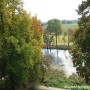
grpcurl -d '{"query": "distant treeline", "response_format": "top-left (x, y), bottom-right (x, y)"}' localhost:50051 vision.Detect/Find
top-left (42, 20), bottom-right (78, 26)
top-left (61, 20), bottom-right (78, 24)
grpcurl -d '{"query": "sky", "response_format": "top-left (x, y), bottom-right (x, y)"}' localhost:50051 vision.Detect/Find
top-left (23, 0), bottom-right (83, 22)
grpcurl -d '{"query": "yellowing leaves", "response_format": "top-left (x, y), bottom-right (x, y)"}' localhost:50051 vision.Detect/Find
top-left (31, 16), bottom-right (43, 41)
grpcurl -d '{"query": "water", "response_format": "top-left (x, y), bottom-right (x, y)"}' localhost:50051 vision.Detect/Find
top-left (42, 49), bottom-right (76, 76)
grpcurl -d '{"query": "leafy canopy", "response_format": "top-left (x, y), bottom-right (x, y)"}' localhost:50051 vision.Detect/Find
top-left (71, 0), bottom-right (90, 84)
top-left (0, 0), bottom-right (44, 89)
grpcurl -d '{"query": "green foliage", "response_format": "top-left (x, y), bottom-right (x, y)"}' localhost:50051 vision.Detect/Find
top-left (71, 0), bottom-right (90, 84)
top-left (27, 16), bottom-right (44, 89)
top-left (47, 19), bottom-right (62, 35)
top-left (41, 68), bottom-right (86, 89)
top-left (44, 19), bottom-right (62, 48)
top-left (0, 0), bottom-right (44, 90)
top-left (43, 30), bottom-right (54, 49)
top-left (43, 20), bottom-right (76, 49)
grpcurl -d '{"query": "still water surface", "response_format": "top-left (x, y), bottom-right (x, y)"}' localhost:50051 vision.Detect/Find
top-left (42, 49), bottom-right (76, 76)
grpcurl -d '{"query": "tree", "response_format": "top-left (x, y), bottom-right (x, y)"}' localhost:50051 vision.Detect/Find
top-left (62, 31), bottom-right (67, 45)
top-left (47, 19), bottom-right (62, 48)
top-left (43, 29), bottom-right (54, 49)
top-left (0, 0), bottom-right (33, 88)
top-left (71, 0), bottom-right (90, 83)
top-left (67, 28), bottom-right (73, 46)
top-left (28, 16), bottom-right (44, 89)
top-left (0, 0), bottom-right (44, 89)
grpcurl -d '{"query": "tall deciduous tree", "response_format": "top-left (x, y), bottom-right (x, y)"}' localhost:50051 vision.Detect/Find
top-left (71, 0), bottom-right (90, 83)
top-left (0, 0), bottom-right (43, 89)
top-left (0, 0), bottom-right (33, 89)
top-left (43, 29), bottom-right (54, 49)
top-left (47, 19), bottom-right (62, 48)
top-left (28, 16), bottom-right (43, 89)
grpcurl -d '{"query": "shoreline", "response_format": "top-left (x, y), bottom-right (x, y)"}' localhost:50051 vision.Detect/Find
top-left (43, 45), bottom-right (72, 50)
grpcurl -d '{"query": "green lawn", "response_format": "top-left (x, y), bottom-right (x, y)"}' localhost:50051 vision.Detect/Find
top-left (52, 35), bottom-right (72, 46)
top-left (62, 23), bottom-right (78, 31)
top-left (62, 23), bottom-right (78, 27)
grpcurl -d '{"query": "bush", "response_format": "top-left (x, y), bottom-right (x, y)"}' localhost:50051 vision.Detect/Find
top-left (41, 68), bottom-right (87, 89)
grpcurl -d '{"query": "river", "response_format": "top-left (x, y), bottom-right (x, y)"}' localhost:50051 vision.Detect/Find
top-left (42, 49), bottom-right (76, 77)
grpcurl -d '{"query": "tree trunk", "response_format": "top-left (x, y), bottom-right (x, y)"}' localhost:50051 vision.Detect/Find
top-left (68, 36), bottom-right (69, 47)
top-left (46, 43), bottom-right (48, 50)
top-left (64, 37), bottom-right (65, 46)
top-left (56, 35), bottom-right (57, 49)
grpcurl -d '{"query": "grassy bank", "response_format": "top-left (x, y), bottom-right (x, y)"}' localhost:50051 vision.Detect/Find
top-left (41, 68), bottom-right (89, 90)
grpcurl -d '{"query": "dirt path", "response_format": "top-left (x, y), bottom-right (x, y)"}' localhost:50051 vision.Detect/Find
top-left (38, 85), bottom-right (70, 90)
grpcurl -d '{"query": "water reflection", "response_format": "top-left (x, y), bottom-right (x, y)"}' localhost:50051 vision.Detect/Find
top-left (42, 49), bottom-right (76, 76)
